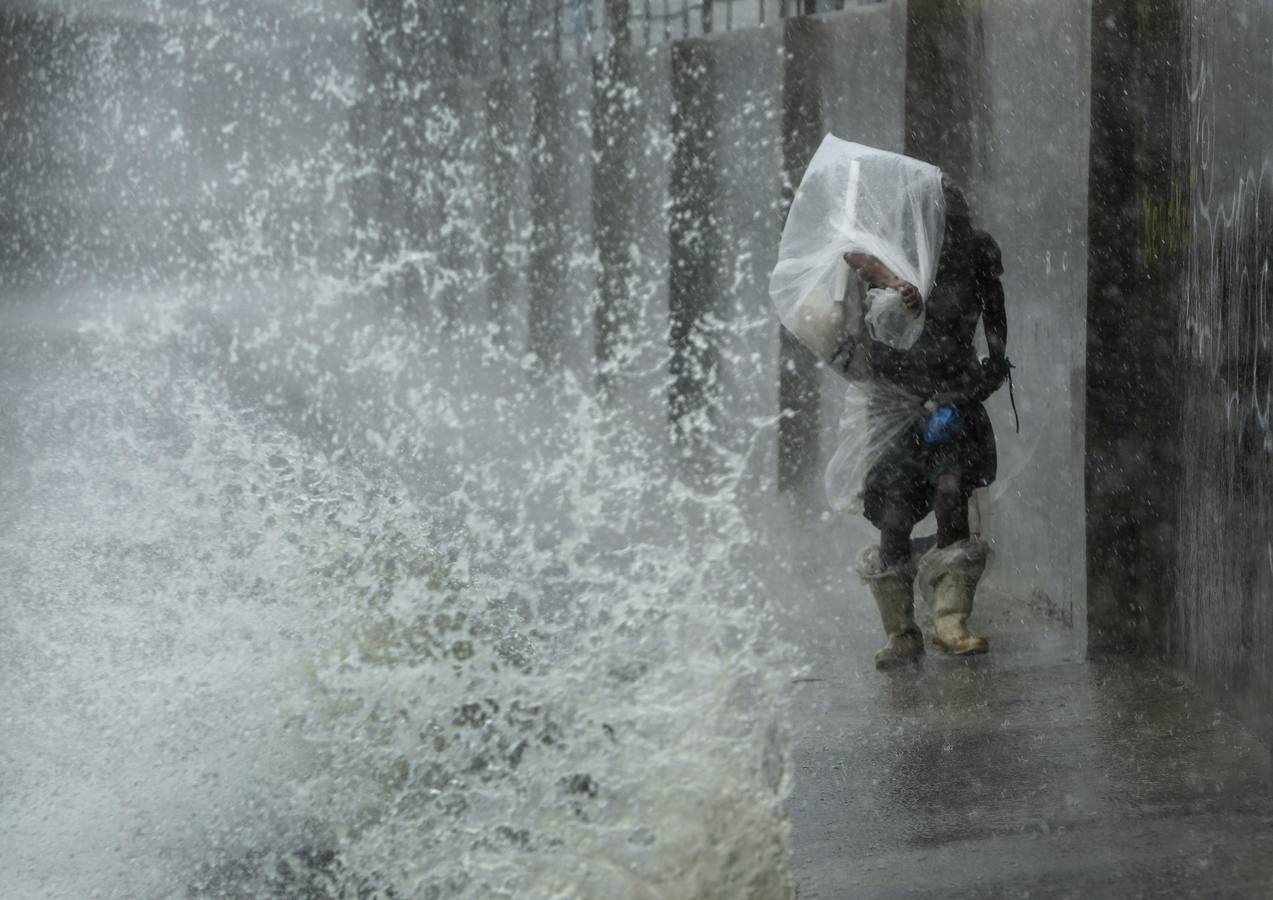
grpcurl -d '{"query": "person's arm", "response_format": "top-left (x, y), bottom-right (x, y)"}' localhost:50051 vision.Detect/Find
top-left (976, 234), bottom-right (1011, 395)
top-left (843, 251), bottom-right (923, 317)
top-left (977, 235), bottom-right (1007, 358)
top-left (982, 276), bottom-right (1007, 362)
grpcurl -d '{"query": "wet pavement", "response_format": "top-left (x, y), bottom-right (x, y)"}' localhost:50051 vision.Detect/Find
top-left (779, 526), bottom-right (1273, 899)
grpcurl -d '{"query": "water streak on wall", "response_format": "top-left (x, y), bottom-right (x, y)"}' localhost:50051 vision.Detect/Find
top-left (1173, 0), bottom-right (1273, 743)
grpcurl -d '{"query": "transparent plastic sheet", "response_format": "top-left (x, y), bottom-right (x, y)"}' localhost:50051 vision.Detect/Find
top-left (769, 135), bottom-right (945, 364)
top-left (824, 380), bottom-right (926, 514)
top-left (825, 383), bottom-right (997, 538)
top-left (825, 384), bottom-right (1034, 530)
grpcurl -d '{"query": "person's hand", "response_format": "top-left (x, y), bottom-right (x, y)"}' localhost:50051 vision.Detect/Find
top-left (841, 252), bottom-right (922, 317)
top-left (880, 276), bottom-right (922, 317)
top-left (894, 281), bottom-right (922, 318)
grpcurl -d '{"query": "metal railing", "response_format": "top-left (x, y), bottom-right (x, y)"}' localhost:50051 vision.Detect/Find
top-left (629, 0), bottom-right (886, 46)
top-left (635, 0), bottom-right (859, 45)
top-left (488, 0), bottom-right (888, 67)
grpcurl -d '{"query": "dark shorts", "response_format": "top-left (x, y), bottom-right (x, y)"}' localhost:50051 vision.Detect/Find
top-left (862, 401), bottom-right (997, 532)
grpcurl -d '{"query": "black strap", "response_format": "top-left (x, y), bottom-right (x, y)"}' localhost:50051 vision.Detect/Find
top-left (1007, 363), bottom-right (1020, 434)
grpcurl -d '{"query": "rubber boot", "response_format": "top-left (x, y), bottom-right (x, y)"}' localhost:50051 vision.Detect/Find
top-left (917, 538), bottom-right (990, 656)
top-left (855, 546), bottom-right (924, 670)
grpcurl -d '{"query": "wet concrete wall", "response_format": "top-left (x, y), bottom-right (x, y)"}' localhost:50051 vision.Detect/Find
top-left (972, 1), bottom-right (1091, 628)
top-left (1085, 0), bottom-right (1273, 743)
top-left (1170, 2), bottom-right (1273, 741)
top-left (898, 0), bottom-right (1091, 626)
top-left (1085, 0), bottom-right (1186, 655)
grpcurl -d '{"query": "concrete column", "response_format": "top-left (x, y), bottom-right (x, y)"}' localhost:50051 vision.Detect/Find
top-left (1085, 0), bottom-right (1187, 654)
top-left (592, 0), bottom-right (639, 398)
top-left (777, 14), bottom-right (828, 495)
top-left (668, 37), bottom-right (721, 448)
top-left (483, 73), bottom-right (518, 345)
top-left (903, 0), bottom-right (988, 189)
top-left (528, 62), bottom-right (572, 368)
top-left (422, 4), bottom-right (475, 322)
top-left (0, 14), bottom-right (40, 284)
top-left (358, 0), bottom-right (409, 300)
top-left (483, 7), bottom-right (518, 345)
top-left (350, 13), bottom-right (386, 281)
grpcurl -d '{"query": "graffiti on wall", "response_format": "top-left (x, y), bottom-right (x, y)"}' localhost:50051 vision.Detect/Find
top-left (1170, 1), bottom-right (1273, 708)
top-left (1180, 10), bottom-right (1273, 451)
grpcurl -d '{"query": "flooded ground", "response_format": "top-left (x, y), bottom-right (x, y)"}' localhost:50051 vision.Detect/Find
top-left (778, 545), bottom-right (1273, 898)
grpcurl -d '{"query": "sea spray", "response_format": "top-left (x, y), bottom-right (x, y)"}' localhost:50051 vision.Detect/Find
top-left (0, 285), bottom-right (795, 898)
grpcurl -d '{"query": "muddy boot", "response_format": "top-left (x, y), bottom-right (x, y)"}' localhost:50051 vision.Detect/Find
top-left (855, 546), bottom-right (924, 670)
top-left (918, 538), bottom-right (990, 656)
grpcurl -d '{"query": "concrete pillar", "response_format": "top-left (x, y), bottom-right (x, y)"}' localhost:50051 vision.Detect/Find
top-left (357, 1), bottom-right (409, 299)
top-left (528, 62), bottom-right (572, 368)
top-left (903, 0), bottom-right (988, 189)
top-left (483, 73), bottom-right (518, 345)
top-left (668, 37), bottom-right (721, 449)
top-left (592, 0), bottom-right (639, 398)
top-left (0, 14), bottom-right (39, 284)
top-left (422, 4), bottom-right (475, 323)
top-left (777, 14), bottom-right (828, 495)
top-left (350, 12), bottom-right (387, 281)
top-left (483, 7), bottom-right (518, 345)
top-left (1085, 0), bottom-right (1187, 654)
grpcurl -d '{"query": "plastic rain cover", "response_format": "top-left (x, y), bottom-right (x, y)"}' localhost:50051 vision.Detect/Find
top-left (767, 136), bottom-right (947, 513)
top-left (769, 135), bottom-right (945, 366)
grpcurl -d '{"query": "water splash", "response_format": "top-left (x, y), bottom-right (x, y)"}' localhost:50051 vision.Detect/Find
top-left (0, 3), bottom-right (800, 894)
top-left (0, 281), bottom-right (794, 899)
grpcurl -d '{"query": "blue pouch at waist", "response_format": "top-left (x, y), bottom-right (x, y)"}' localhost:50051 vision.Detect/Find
top-left (923, 405), bottom-right (962, 445)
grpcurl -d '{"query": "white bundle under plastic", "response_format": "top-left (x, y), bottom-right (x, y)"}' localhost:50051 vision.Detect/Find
top-left (769, 136), bottom-right (946, 368)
